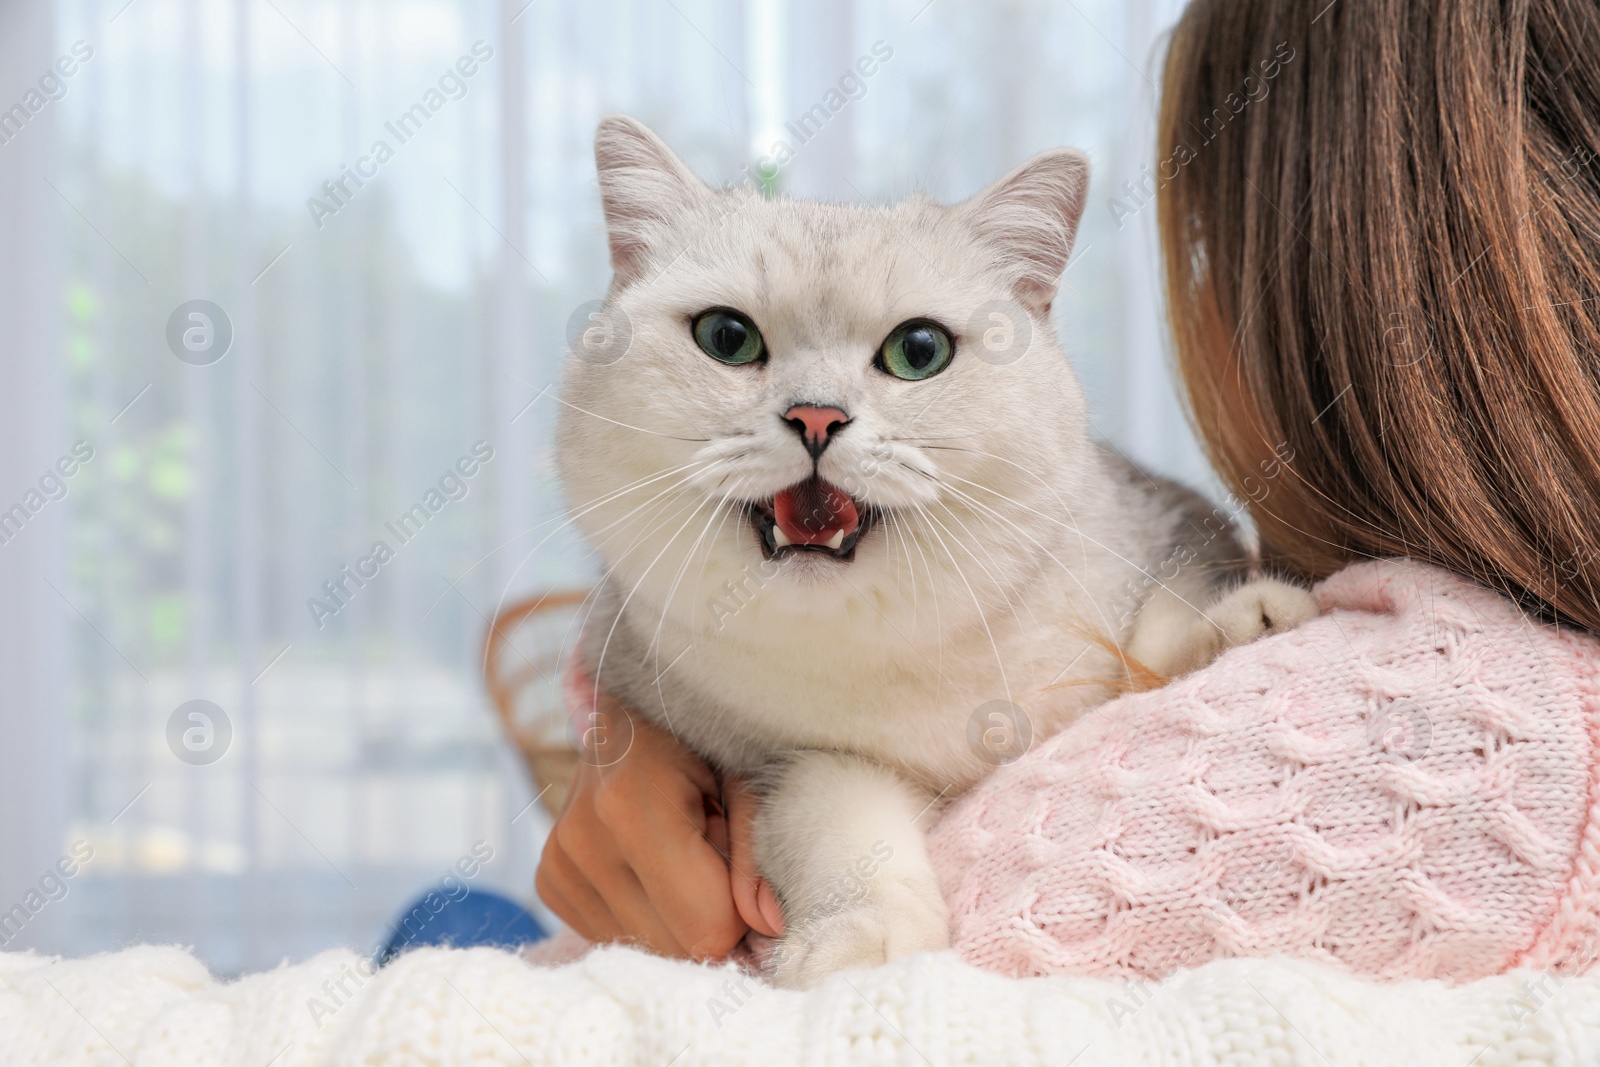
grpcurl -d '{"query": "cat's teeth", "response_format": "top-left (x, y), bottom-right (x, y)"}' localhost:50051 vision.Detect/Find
top-left (825, 530), bottom-right (845, 551)
top-left (772, 526), bottom-right (793, 548)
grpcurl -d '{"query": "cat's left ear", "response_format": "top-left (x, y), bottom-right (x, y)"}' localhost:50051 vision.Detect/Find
top-left (594, 115), bottom-right (715, 286)
top-left (962, 148), bottom-right (1090, 314)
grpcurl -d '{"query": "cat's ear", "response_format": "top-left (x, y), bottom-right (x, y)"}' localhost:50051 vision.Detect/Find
top-left (594, 115), bottom-right (713, 285)
top-left (962, 148), bottom-right (1090, 314)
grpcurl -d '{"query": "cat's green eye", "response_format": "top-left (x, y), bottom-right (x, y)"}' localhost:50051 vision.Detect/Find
top-left (692, 308), bottom-right (765, 365)
top-left (878, 319), bottom-right (954, 381)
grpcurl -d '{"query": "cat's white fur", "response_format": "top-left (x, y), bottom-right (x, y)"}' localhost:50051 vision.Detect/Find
top-left (557, 116), bottom-right (1318, 987)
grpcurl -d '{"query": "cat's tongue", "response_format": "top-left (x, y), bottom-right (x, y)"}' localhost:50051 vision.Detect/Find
top-left (773, 477), bottom-right (859, 548)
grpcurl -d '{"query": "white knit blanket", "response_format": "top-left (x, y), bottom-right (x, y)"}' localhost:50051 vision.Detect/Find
top-left (2, 944), bottom-right (1596, 1066)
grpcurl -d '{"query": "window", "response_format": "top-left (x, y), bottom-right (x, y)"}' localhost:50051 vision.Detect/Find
top-left (0, 0), bottom-right (1196, 974)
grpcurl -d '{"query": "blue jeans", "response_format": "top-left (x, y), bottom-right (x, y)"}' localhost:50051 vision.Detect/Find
top-left (377, 886), bottom-right (549, 966)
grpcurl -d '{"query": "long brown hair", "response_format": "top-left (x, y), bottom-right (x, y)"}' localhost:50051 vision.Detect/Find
top-left (1158, 0), bottom-right (1600, 630)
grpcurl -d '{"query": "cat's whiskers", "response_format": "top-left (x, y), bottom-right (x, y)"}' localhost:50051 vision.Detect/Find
top-left (936, 479), bottom-right (1129, 658)
top-left (647, 496), bottom-right (743, 675)
top-left (690, 496), bottom-right (749, 627)
top-left (569, 463), bottom-right (715, 541)
top-left (938, 467), bottom-right (1223, 633)
top-left (590, 496), bottom-right (726, 722)
top-left (562, 486), bottom-right (711, 689)
top-left (640, 502), bottom-right (739, 726)
top-left (934, 470), bottom-right (1152, 643)
top-left (670, 498), bottom-right (753, 685)
top-left (688, 450), bottom-right (756, 492)
top-left (894, 434), bottom-right (999, 445)
top-left (924, 446), bottom-right (1207, 629)
top-left (893, 511), bottom-right (948, 681)
top-left (551, 392), bottom-right (713, 443)
top-left (567, 481), bottom-right (712, 622)
top-left (556, 474), bottom-right (734, 705)
top-left (907, 498), bottom-right (1013, 704)
top-left (465, 459), bottom-right (713, 625)
top-left (647, 503), bottom-right (723, 660)
top-left (473, 474), bottom-right (708, 699)
top-left (684, 430), bottom-right (767, 488)
top-left (878, 508), bottom-right (946, 681)
top-left (536, 478), bottom-right (710, 613)
top-left (568, 493), bottom-right (694, 639)
top-left (925, 494), bottom-right (1046, 635)
top-left (580, 483), bottom-right (703, 576)
top-left (895, 459), bottom-right (940, 484)
top-left (914, 444), bottom-right (1087, 531)
top-left (639, 525), bottom-right (742, 717)
top-left (885, 507), bottom-right (919, 621)
top-left (594, 484), bottom-right (735, 668)
top-left (900, 440), bottom-right (1112, 617)
top-left (917, 493), bottom-right (1037, 638)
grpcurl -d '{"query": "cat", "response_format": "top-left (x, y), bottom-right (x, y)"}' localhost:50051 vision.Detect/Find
top-left (556, 115), bottom-right (1318, 988)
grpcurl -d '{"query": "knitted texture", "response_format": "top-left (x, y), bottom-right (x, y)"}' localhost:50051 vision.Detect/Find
top-left (5, 942), bottom-right (1600, 1066)
top-left (928, 559), bottom-right (1600, 982)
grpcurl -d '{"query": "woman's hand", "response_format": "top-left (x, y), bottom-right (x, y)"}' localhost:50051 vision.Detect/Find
top-left (727, 775), bottom-right (785, 939)
top-left (536, 691), bottom-right (777, 958)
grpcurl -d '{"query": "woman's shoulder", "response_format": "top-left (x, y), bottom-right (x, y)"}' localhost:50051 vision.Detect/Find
top-left (930, 556), bottom-right (1600, 984)
top-left (1220, 556), bottom-right (1600, 721)
top-left (1318, 557), bottom-right (1598, 644)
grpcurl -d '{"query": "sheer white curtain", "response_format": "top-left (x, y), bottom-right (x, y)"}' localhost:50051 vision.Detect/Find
top-left (0, 0), bottom-right (1196, 974)
top-left (0, 0), bottom-right (71, 943)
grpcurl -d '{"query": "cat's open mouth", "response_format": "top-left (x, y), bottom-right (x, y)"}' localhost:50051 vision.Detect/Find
top-left (748, 476), bottom-right (875, 561)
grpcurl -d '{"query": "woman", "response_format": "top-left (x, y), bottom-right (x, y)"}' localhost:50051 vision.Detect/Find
top-left (535, 0), bottom-right (1600, 975)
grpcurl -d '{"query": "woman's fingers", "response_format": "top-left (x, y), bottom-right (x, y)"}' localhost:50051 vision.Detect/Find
top-left (598, 749), bottom-right (747, 958)
top-left (535, 695), bottom-right (753, 960)
top-left (586, 861), bottom-right (692, 957)
top-left (726, 775), bottom-right (784, 938)
top-left (536, 829), bottom-right (624, 942)
top-left (547, 781), bottom-right (695, 956)
top-left (703, 806), bottom-right (730, 860)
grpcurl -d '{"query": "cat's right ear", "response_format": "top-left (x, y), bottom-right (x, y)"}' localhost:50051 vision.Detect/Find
top-left (594, 116), bottom-right (713, 286)
top-left (962, 148), bottom-right (1090, 315)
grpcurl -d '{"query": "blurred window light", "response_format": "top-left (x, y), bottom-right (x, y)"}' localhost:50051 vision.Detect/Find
top-left (0, 0), bottom-right (1195, 975)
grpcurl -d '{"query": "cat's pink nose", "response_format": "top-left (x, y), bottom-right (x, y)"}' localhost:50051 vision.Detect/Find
top-left (783, 404), bottom-right (851, 459)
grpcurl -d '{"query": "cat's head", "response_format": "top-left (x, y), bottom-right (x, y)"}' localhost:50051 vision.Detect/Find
top-left (558, 116), bottom-right (1095, 634)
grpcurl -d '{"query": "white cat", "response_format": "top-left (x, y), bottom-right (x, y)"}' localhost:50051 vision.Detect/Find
top-left (556, 116), bottom-right (1317, 988)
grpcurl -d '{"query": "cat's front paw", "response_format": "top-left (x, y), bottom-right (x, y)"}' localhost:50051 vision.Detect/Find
top-left (1145, 576), bottom-right (1320, 677)
top-left (770, 884), bottom-right (949, 990)
top-left (1207, 576), bottom-right (1320, 648)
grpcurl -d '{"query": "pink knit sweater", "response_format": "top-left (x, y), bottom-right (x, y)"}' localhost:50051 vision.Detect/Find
top-left (927, 559), bottom-right (1600, 982)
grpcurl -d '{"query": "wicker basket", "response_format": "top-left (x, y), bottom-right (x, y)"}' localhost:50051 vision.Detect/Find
top-left (483, 589), bottom-right (589, 817)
